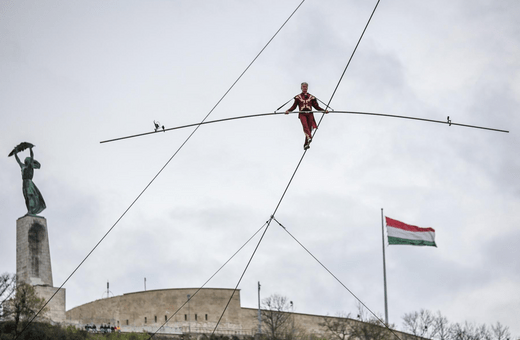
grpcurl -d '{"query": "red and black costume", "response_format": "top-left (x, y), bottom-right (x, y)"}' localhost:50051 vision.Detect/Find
top-left (287, 92), bottom-right (326, 146)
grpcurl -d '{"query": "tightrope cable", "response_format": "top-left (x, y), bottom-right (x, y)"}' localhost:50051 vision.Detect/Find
top-left (220, 6), bottom-right (383, 331)
top-left (275, 0), bottom-right (400, 335)
top-left (262, 0), bottom-right (397, 337)
top-left (272, 0), bottom-right (382, 220)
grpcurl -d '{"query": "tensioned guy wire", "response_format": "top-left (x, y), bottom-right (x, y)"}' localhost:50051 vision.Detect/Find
top-left (277, 0), bottom-right (404, 335)
top-left (0, 274), bottom-right (15, 298)
top-left (261, 0), bottom-right (404, 337)
top-left (272, 217), bottom-right (404, 340)
top-left (269, 0), bottom-right (408, 337)
top-left (0, 290), bottom-right (15, 307)
top-left (210, 218), bottom-right (274, 335)
top-left (147, 221), bottom-right (270, 339)
top-left (272, 0), bottom-right (382, 215)
top-left (16, 1), bottom-right (307, 338)
top-left (210, 0), bottom-right (386, 337)
top-left (318, 0), bottom-right (381, 125)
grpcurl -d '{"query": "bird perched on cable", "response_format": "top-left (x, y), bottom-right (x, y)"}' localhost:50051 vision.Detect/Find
top-left (154, 121), bottom-right (160, 132)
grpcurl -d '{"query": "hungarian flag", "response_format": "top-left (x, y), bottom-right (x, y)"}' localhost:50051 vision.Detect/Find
top-left (385, 217), bottom-right (437, 247)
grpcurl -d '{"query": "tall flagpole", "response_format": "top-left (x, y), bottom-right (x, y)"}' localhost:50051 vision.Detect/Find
top-left (381, 208), bottom-right (389, 325)
top-left (258, 281), bottom-right (262, 335)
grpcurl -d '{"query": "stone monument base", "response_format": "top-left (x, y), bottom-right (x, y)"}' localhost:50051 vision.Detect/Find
top-left (17, 215), bottom-right (53, 286)
top-left (34, 285), bottom-right (66, 323)
top-left (16, 215), bottom-right (66, 323)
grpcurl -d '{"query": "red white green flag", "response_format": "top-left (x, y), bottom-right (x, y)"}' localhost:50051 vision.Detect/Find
top-left (385, 217), bottom-right (437, 247)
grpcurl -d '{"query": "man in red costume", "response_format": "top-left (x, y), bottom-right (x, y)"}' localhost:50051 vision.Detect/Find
top-left (285, 82), bottom-right (328, 149)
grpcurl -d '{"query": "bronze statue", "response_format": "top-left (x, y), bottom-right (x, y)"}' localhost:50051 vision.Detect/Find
top-left (9, 142), bottom-right (46, 215)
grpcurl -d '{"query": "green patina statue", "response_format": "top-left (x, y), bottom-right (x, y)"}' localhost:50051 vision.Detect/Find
top-left (9, 142), bottom-right (46, 216)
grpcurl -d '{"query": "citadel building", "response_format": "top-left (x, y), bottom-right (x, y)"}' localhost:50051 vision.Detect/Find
top-left (66, 287), bottom-right (317, 336)
top-left (64, 287), bottom-right (414, 339)
top-left (16, 215), bottom-right (415, 339)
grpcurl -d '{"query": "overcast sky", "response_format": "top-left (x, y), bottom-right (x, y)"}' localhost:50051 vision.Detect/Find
top-left (1, 0), bottom-right (519, 336)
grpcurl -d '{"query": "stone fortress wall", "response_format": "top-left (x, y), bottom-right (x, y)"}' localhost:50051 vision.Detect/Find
top-left (65, 288), bottom-right (415, 339)
top-left (66, 288), bottom-right (249, 335)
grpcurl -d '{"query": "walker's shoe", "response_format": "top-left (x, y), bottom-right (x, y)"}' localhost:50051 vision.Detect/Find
top-left (304, 142), bottom-right (310, 150)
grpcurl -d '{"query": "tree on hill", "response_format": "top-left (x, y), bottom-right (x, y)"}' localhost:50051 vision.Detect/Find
top-left (0, 273), bottom-right (16, 321)
top-left (350, 303), bottom-right (396, 340)
top-left (321, 304), bottom-right (397, 340)
top-left (402, 309), bottom-right (438, 339)
top-left (320, 312), bottom-right (353, 340)
top-left (490, 322), bottom-right (511, 340)
top-left (260, 294), bottom-right (297, 340)
top-left (401, 309), bottom-right (511, 340)
top-left (432, 311), bottom-right (450, 340)
top-left (2, 281), bottom-right (48, 338)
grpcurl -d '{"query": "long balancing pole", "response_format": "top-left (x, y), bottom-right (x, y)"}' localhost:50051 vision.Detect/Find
top-left (381, 208), bottom-right (389, 325)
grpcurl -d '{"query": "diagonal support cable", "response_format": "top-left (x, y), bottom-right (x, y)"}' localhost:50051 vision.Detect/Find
top-left (315, 0), bottom-right (382, 134)
top-left (152, 2), bottom-right (384, 337)
top-left (16, 3), bottom-right (307, 338)
top-left (272, 0), bottom-right (382, 217)
top-left (263, 0), bottom-right (389, 336)
top-left (211, 217), bottom-right (274, 335)
top-left (147, 220), bottom-right (270, 339)
top-left (272, 218), bottom-right (403, 340)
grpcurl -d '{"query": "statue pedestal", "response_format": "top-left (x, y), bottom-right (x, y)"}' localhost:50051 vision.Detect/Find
top-left (34, 285), bottom-right (66, 323)
top-left (16, 215), bottom-right (66, 323)
top-left (17, 216), bottom-right (53, 286)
